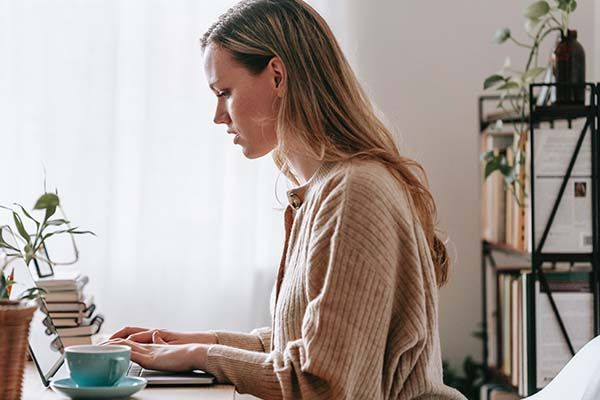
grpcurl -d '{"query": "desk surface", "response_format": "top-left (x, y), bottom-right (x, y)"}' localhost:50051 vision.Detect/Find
top-left (22, 362), bottom-right (236, 400)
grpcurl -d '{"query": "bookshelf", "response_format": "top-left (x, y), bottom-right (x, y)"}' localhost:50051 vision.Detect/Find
top-left (479, 83), bottom-right (600, 398)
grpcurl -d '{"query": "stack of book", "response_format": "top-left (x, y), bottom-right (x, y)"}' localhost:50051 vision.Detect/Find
top-left (36, 272), bottom-right (104, 347)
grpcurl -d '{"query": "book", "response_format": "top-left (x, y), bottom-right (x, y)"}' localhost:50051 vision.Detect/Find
top-left (52, 318), bottom-right (80, 328)
top-left (52, 312), bottom-right (100, 327)
top-left (533, 128), bottom-right (592, 253)
top-left (45, 295), bottom-right (94, 313)
top-left (61, 335), bottom-right (93, 347)
top-left (43, 290), bottom-right (83, 303)
top-left (49, 306), bottom-right (93, 322)
top-left (36, 274), bottom-right (89, 292)
top-left (481, 131), bottom-right (513, 243)
top-left (56, 315), bottom-right (104, 337)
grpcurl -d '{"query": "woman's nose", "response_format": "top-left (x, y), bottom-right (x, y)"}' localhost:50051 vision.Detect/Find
top-left (213, 104), bottom-right (231, 125)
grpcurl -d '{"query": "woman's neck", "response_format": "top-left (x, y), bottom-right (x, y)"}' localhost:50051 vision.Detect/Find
top-left (287, 152), bottom-right (322, 185)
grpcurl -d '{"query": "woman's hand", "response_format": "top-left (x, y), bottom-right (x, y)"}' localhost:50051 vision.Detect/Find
top-left (103, 338), bottom-right (210, 372)
top-left (108, 326), bottom-right (218, 345)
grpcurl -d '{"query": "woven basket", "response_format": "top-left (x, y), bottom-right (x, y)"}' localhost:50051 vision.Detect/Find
top-left (0, 300), bottom-right (37, 400)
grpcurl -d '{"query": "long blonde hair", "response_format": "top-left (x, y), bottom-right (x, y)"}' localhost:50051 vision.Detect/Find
top-left (201, 0), bottom-right (449, 286)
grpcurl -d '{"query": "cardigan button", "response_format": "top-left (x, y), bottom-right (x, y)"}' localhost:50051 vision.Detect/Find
top-left (288, 192), bottom-right (302, 209)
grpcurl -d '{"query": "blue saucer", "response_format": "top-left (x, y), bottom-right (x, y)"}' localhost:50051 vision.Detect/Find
top-left (50, 376), bottom-right (147, 399)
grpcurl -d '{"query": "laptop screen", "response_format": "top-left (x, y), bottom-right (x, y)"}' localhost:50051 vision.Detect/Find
top-left (10, 262), bottom-right (65, 385)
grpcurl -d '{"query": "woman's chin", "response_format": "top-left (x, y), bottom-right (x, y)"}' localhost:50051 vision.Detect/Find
top-left (240, 144), bottom-right (273, 160)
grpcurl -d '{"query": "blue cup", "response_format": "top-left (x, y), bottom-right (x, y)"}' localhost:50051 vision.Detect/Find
top-left (65, 345), bottom-right (131, 387)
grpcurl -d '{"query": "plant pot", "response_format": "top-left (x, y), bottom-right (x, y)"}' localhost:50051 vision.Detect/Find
top-left (0, 300), bottom-right (37, 400)
top-left (552, 29), bottom-right (586, 104)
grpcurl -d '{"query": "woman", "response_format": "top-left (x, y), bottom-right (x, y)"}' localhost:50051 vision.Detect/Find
top-left (107, 1), bottom-right (465, 399)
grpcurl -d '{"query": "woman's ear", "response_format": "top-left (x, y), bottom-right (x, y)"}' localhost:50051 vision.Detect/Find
top-left (269, 57), bottom-right (286, 97)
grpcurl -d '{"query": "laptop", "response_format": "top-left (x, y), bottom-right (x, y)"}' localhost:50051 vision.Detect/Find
top-left (11, 263), bottom-right (215, 386)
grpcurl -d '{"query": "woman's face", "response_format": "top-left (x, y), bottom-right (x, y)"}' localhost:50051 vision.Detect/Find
top-left (203, 44), bottom-right (283, 159)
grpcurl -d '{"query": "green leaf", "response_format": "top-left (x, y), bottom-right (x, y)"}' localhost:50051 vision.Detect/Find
top-left (14, 203), bottom-right (40, 230)
top-left (523, 66), bottom-right (547, 81)
top-left (19, 287), bottom-right (46, 301)
top-left (481, 151), bottom-right (495, 162)
top-left (484, 154), bottom-right (512, 179)
top-left (46, 219), bottom-right (70, 226)
top-left (68, 229), bottom-right (96, 236)
top-left (557, 0), bottom-right (576, 13)
top-left (12, 212), bottom-right (31, 245)
top-left (44, 205), bottom-right (57, 221)
top-left (525, 1), bottom-right (550, 19)
top-left (33, 193), bottom-right (60, 210)
top-left (493, 28), bottom-right (511, 44)
top-left (484, 158), bottom-right (501, 179)
top-left (0, 227), bottom-right (18, 252)
top-left (496, 81), bottom-right (520, 91)
top-left (24, 244), bottom-right (34, 266)
top-left (0, 273), bottom-right (7, 299)
top-left (483, 74), bottom-right (505, 90)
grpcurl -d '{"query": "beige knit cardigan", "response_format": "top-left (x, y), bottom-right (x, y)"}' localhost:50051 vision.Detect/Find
top-left (205, 160), bottom-right (466, 400)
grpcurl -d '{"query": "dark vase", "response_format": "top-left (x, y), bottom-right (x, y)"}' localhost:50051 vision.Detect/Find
top-left (552, 29), bottom-right (586, 104)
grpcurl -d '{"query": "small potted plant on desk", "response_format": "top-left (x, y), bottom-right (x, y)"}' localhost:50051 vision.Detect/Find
top-left (0, 191), bottom-right (94, 400)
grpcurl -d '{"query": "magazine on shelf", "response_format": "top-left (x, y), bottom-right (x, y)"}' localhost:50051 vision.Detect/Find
top-left (532, 272), bottom-right (594, 388)
top-left (533, 128), bottom-right (592, 253)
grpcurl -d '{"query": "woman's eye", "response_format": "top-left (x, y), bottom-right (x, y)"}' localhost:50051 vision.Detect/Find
top-left (216, 91), bottom-right (229, 98)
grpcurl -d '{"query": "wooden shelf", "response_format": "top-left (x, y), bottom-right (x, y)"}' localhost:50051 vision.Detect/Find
top-left (482, 240), bottom-right (530, 259)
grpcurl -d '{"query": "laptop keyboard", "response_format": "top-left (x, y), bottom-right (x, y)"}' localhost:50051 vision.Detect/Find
top-left (127, 363), bottom-right (143, 377)
top-left (127, 362), bottom-right (213, 379)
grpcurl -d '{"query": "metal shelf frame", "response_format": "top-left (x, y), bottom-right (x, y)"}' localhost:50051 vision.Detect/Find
top-left (479, 83), bottom-right (600, 397)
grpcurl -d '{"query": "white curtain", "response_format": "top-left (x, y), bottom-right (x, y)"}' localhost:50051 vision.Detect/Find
top-left (0, 0), bottom-right (302, 334)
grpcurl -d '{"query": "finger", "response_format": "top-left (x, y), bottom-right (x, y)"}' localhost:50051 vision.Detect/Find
top-left (105, 338), bottom-right (151, 354)
top-left (152, 331), bottom-right (167, 344)
top-left (109, 326), bottom-right (148, 340)
top-left (101, 338), bottom-right (123, 346)
top-left (127, 330), bottom-right (156, 343)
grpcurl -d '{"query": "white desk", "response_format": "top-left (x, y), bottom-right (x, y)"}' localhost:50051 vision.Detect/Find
top-left (22, 362), bottom-right (236, 400)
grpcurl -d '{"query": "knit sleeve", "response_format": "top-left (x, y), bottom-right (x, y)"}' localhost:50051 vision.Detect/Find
top-left (209, 326), bottom-right (272, 353)
top-left (204, 244), bottom-right (395, 399)
top-left (204, 169), bottom-right (429, 399)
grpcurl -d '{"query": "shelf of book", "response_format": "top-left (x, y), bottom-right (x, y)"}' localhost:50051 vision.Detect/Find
top-left (479, 83), bottom-right (600, 398)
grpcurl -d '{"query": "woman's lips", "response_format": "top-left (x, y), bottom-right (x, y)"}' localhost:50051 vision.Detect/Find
top-left (228, 131), bottom-right (240, 144)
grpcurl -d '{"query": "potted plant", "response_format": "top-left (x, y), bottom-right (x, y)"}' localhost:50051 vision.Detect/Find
top-left (0, 191), bottom-right (94, 400)
top-left (482, 0), bottom-right (578, 214)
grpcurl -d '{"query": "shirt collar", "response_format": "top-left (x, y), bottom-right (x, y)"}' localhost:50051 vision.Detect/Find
top-left (286, 162), bottom-right (336, 210)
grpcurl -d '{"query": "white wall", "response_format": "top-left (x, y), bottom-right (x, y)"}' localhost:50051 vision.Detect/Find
top-left (325, 0), bottom-right (596, 369)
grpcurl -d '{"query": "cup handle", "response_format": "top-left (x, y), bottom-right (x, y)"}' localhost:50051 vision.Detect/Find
top-left (109, 356), bottom-right (128, 384)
